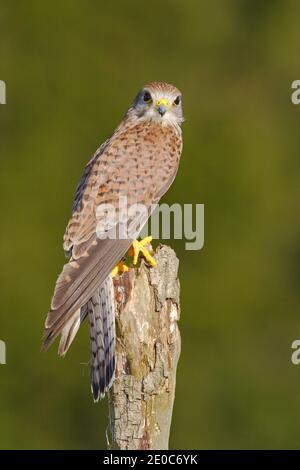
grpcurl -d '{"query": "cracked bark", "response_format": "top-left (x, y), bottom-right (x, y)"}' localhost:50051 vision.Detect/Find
top-left (108, 244), bottom-right (181, 450)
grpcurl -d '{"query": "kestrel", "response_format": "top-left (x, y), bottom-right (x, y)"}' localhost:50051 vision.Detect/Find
top-left (42, 81), bottom-right (184, 401)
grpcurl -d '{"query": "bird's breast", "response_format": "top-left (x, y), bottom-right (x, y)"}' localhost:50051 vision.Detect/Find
top-left (95, 121), bottom-right (182, 206)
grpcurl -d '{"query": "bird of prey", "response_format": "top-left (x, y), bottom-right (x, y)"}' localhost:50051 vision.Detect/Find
top-left (42, 81), bottom-right (184, 401)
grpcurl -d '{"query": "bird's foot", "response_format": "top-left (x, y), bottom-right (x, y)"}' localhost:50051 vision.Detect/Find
top-left (112, 236), bottom-right (156, 277)
top-left (129, 236), bottom-right (156, 267)
top-left (111, 261), bottom-right (129, 278)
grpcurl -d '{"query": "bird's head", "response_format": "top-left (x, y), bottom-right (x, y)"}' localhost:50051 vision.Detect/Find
top-left (129, 82), bottom-right (184, 126)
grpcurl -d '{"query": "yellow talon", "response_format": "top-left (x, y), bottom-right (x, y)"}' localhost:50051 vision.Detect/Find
top-left (111, 262), bottom-right (129, 278)
top-left (112, 236), bottom-right (156, 277)
top-left (129, 236), bottom-right (156, 267)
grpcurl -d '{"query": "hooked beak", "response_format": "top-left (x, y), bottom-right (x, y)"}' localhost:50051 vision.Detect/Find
top-left (155, 98), bottom-right (169, 117)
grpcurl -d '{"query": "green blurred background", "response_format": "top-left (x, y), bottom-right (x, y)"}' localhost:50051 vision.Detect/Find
top-left (1, 0), bottom-right (300, 449)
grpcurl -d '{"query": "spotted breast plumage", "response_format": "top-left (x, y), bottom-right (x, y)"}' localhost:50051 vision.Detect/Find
top-left (42, 81), bottom-right (184, 401)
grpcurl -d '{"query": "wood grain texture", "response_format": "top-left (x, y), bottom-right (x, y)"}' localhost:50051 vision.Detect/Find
top-left (108, 244), bottom-right (181, 450)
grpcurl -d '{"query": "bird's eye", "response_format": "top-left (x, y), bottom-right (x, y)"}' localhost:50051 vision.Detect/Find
top-left (143, 91), bottom-right (152, 103)
top-left (173, 96), bottom-right (181, 106)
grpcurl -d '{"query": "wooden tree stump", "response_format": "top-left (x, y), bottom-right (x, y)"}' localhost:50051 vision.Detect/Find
top-left (108, 244), bottom-right (181, 450)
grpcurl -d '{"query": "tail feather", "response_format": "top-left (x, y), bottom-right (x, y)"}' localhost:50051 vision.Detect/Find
top-left (42, 274), bottom-right (116, 402)
top-left (88, 275), bottom-right (115, 401)
top-left (57, 304), bottom-right (88, 356)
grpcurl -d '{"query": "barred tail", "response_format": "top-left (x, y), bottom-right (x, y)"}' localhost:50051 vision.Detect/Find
top-left (88, 275), bottom-right (116, 402)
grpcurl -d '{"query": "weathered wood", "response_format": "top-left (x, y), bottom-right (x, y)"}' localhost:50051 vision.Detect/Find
top-left (108, 244), bottom-right (181, 450)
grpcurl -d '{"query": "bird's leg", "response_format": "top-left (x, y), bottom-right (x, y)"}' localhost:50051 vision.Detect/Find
top-left (128, 236), bottom-right (156, 267)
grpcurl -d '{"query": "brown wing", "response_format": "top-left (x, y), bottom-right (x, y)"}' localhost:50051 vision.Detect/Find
top-left (43, 120), bottom-right (182, 350)
top-left (43, 141), bottom-right (131, 348)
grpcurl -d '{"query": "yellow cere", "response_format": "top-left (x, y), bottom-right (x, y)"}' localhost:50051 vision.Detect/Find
top-left (156, 98), bottom-right (169, 108)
